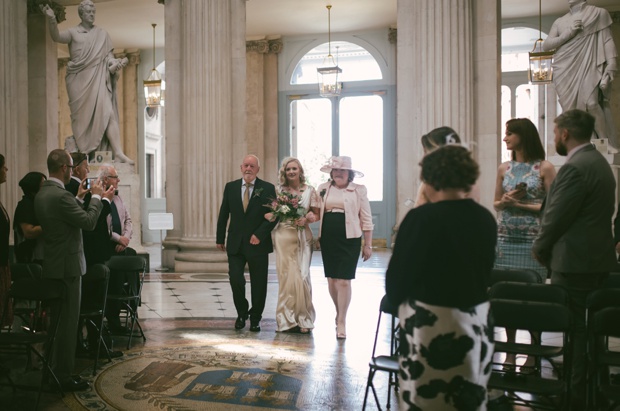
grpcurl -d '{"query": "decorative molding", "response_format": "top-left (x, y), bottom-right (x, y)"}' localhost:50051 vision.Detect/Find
top-left (28, 0), bottom-right (66, 23)
top-left (125, 50), bottom-right (142, 66)
top-left (612, 12), bottom-right (620, 24)
top-left (388, 28), bottom-right (397, 45)
top-left (246, 40), bottom-right (270, 54)
top-left (269, 39), bottom-right (283, 54)
top-left (246, 39), bottom-right (283, 54)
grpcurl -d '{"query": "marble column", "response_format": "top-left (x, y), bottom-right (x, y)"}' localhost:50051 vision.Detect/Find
top-left (28, 9), bottom-right (59, 171)
top-left (396, 0), bottom-right (499, 225)
top-left (246, 38), bottom-right (282, 182)
top-left (0, 0), bottom-right (28, 215)
top-left (164, 0), bottom-right (247, 273)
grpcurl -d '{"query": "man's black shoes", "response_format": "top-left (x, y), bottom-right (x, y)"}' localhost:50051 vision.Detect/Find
top-left (234, 316), bottom-right (247, 330)
top-left (249, 320), bottom-right (261, 332)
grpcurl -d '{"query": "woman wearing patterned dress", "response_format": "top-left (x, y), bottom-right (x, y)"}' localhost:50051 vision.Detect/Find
top-left (387, 145), bottom-right (497, 410)
top-left (268, 157), bottom-right (320, 333)
top-left (493, 118), bottom-right (556, 370)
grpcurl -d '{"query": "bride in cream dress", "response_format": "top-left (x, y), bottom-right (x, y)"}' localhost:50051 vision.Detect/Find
top-left (267, 157), bottom-right (320, 333)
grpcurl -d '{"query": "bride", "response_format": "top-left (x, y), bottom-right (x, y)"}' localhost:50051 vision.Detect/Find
top-left (267, 157), bottom-right (320, 333)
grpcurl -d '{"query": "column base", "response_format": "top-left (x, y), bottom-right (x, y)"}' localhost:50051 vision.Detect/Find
top-left (172, 240), bottom-right (230, 276)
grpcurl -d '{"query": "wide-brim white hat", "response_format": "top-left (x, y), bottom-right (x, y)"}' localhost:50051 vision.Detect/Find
top-left (319, 156), bottom-right (364, 178)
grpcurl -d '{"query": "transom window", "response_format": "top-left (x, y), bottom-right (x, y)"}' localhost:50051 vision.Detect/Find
top-left (291, 41), bottom-right (382, 85)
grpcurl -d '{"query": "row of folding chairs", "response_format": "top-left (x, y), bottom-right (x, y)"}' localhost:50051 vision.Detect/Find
top-left (0, 256), bottom-right (146, 410)
top-left (489, 270), bottom-right (620, 411)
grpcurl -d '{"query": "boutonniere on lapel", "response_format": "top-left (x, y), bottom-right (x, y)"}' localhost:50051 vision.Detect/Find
top-left (253, 187), bottom-right (264, 198)
top-left (319, 189), bottom-right (326, 199)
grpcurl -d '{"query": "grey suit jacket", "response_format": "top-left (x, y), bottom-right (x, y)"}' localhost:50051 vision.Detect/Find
top-left (34, 180), bottom-right (103, 279)
top-left (533, 145), bottom-right (617, 273)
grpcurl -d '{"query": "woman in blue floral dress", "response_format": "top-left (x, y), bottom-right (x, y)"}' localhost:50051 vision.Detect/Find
top-left (493, 118), bottom-right (556, 369)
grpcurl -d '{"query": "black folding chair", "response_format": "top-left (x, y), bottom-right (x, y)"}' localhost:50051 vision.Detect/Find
top-left (585, 288), bottom-right (620, 410)
top-left (0, 278), bottom-right (65, 410)
top-left (489, 268), bottom-right (543, 287)
top-left (8, 263), bottom-right (43, 331)
top-left (488, 283), bottom-right (572, 410)
top-left (80, 264), bottom-right (112, 375)
top-left (362, 295), bottom-right (399, 411)
top-left (587, 307), bottom-right (620, 411)
top-left (105, 256), bottom-right (147, 349)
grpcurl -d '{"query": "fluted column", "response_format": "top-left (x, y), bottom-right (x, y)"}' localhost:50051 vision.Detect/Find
top-left (0, 0), bottom-right (28, 216)
top-left (246, 38), bottom-right (282, 181)
top-left (164, 0), bottom-right (246, 273)
top-left (396, 0), bottom-right (499, 224)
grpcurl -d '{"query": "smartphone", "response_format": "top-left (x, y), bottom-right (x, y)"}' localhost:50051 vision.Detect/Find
top-left (85, 178), bottom-right (97, 189)
top-left (516, 182), bottom-right (527, 191)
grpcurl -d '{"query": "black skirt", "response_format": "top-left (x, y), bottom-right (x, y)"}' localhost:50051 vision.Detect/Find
top-left (320, 213), bottom-right (361, 279)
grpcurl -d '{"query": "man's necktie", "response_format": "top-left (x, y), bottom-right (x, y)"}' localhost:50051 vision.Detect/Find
top-left (110, 201), bottom-right (122, 235)
top-left (243, 183), bottom-right (253, 212)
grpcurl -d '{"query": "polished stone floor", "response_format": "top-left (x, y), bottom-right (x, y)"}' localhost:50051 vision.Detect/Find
top-left (1, 245), bottom-right (618, 410)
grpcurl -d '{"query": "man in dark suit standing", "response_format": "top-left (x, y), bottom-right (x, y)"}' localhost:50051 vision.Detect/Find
top-left (35, 149), bottom-right (114, 391)
top-left (217, 154), bottom-right (277, 332)
top-left (533, 109), bottom-right (617, 410)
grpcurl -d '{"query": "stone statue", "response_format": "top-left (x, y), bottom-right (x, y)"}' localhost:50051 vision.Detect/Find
top-left (41, 0), bottom-right (134, 164)
top-left (543, 0), bottom-right (618, 148)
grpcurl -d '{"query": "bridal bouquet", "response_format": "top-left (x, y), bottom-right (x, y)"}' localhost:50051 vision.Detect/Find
top-left (266, 191), bottom-right (307, 230)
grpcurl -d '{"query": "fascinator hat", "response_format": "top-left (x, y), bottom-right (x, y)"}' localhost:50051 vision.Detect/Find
top-left (320, 156), bottom-right (364, 178)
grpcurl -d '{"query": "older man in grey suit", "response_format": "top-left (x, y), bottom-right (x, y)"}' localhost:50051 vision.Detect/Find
top-left (533, 109), bottom-right (617, 409)
top-left (35, 149), bottom-right (113, 391)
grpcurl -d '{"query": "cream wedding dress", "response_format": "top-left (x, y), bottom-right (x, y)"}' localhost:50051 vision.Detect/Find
top-left (273, 186), bottom-right (319, 332)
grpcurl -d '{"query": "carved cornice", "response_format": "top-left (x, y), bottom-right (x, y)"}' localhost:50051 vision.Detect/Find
top-left (388, 28), bottom-right (397, 45)
top-left (28, 0), bottom-right (66, 23)
top-left (246, 39), bottom-right (283, 54)
top-left (612, 12), bottom-right (620, 24)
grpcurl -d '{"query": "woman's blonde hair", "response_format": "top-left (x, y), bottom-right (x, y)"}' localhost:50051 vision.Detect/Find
top-left (278, 157), bottom-right (306, 187)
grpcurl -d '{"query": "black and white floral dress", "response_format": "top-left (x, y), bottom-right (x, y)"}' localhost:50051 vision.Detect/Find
top-left (398, 300), bottom-right (494, 410)
top-left (385, 199), bottom-right (497, 411)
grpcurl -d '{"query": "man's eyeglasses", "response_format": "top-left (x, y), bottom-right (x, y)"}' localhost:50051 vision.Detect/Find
top-left (63, 164), bottom-right (75, 169)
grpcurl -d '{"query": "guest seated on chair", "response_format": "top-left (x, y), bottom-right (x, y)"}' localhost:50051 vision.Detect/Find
top-left (83, 164), bottom-right (135, 335)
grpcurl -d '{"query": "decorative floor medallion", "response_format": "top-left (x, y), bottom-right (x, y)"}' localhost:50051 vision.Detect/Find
top-left (68, 342), bottom-right (308, 410)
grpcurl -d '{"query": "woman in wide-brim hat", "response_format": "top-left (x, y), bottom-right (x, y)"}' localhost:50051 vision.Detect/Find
top-left (317, 156), bottom-right (373, 339)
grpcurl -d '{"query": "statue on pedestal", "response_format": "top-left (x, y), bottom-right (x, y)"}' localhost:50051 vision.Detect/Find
top-left (543, 0), bottom-right (618, 148)
top-left (41, 0), bottom-right (134, 164)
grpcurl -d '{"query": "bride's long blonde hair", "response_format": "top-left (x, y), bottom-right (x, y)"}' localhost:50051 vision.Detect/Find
top-left (278, 157), bottom-right (306, 187)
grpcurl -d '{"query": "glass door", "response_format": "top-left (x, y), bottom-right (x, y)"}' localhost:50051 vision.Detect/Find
top-left (289, 92), bottom-right (388, 246)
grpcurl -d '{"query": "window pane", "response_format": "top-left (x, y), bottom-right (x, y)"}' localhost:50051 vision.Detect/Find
top-left (291, 41), bottom-right (382, 85)
top-left (290, 98), bottom-right (332, 189)
top-left (500, 85), bottom-right (512, 163)
top-left (515, 84), bottom-right (539, 121)
top-left (339, 95), bottom-right (383, 201)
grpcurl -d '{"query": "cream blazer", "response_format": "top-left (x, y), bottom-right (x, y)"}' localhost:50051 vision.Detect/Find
top-left (318, 181), bottom-right (374, 239)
